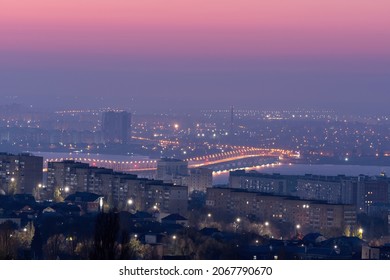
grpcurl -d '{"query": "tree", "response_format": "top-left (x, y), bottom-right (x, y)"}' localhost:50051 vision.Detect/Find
top-left (43, 234), bottom-right (66, 259)
top-left (74, 239), bottom-right (94, 259)
top-left (53, 187), bottom-right (64, 202)
top-left (0, 221), bottom-right (19, 259)
top-left (15, 221), bottom-right (35, 249)
top-left (195, 238), bottom-right (239, 260)
top-left (90, 211), bottom-right (119, 260)
top-left (31, 226), bottom-right (43, 259)
top-left (121, 237), bottom-right (151, 260)
top-left (344, 225), bottom-right (351, 237)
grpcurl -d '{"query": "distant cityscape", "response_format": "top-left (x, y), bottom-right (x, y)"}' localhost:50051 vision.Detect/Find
top-left (1, 104), bottom-right (390, 260)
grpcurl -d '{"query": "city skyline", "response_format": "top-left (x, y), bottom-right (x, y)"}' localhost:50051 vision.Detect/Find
top-left (1, 1), bottom-right (390, 113)
top-left (2, 1), bottom-right (390, 262)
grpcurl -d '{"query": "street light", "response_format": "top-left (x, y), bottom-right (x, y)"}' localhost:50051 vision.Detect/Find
top-left (295, 224), bottom-right (301, 237)
top-left (265, 221), bottom-right (269, 227)
top-left (233, 218), bottom-right (241, 233)
top-left (358, 228), bottom-right (364, 239)
top-left (127, 199), bottom-right (133, 205)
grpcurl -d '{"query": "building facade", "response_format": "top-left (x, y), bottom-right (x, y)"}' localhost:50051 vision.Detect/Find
top-left (206, 187), bottom-right (357, 235)
top-left (102, 111), bottom-right (131, 144)
top-left (0, 153), bottom-right (43, 195)
top-left (229, 170), bottom-right (390, 214)
top-left (156, 158), bottom-right (188, 183)
top-left (47, 160), bottom-right (188, 215)
top-left (188, 168), bottom-right (213, 193)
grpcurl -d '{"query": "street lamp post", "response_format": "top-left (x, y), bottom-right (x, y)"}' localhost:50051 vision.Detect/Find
top-left (234, 218), bottom-right (241, 233)
top-left (127, 199), bottom-right (134, 213)
top-left (295, 224), bottom-right (301, 237)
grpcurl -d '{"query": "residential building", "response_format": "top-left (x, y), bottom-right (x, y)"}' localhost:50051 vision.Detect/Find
top-left (102, 111), bottom-right (131, 144)
top-left (0, 153), bottom-right (43, 195)
top-left (188, 168), bottom-right (213, 193)
top-left (156, 158), bottom-right (188, 183)
top-left (46, 160), bottom-right (188, 215)
top-left (206, 187), bottom-right (356, 234)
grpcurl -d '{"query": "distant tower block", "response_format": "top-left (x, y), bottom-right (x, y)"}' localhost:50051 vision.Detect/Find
top-left (102, 111), bottom-right (132, 144)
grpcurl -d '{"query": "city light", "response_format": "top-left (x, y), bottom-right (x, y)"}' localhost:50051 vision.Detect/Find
top-left (1, 0), bottom-right (390, 263)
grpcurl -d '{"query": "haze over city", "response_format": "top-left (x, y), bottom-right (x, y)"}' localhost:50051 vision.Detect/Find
top-left (1, 0), bottom-right (390, 113)
top-left (1, 1), bottom-right (390, 261)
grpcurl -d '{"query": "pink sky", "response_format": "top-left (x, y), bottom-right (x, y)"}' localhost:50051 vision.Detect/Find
top-left (1, 0), bottom-right (390, 57)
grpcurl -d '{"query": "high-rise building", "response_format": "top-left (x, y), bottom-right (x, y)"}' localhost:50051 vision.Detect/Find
top-left (0, 153), bottom-right (43, 195)
top-left (206, 187), bottom-right (357, 235)
top-left (188, 168), bottom-right (213, 193)
top-left (156, 158), bottom-right (188, 183)
top-left (102, 111), bottom-right (131, 144)
top-left (47, 160), bottom-right (188, 215)
top-left (229, 170), bottom-right (390, 214)
top-left (47, 160), bottom-right (90, 198)
top-left (356, 175), bottom-right (390, 213)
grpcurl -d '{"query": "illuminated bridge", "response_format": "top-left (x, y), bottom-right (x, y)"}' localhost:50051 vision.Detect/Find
top-left (43, 147), bottom-right (299, 172)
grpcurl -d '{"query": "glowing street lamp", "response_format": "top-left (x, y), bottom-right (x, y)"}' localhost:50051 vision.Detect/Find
top-left (358, 228), bottom-right (364, 239)
top-left (233, 218), bottom-right (241, 233)
top-left (295, 224), bottom-right (301, 236)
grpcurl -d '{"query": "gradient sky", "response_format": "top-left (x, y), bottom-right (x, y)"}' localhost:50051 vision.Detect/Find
top-left (1, 0), bottom-right (390, 113)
